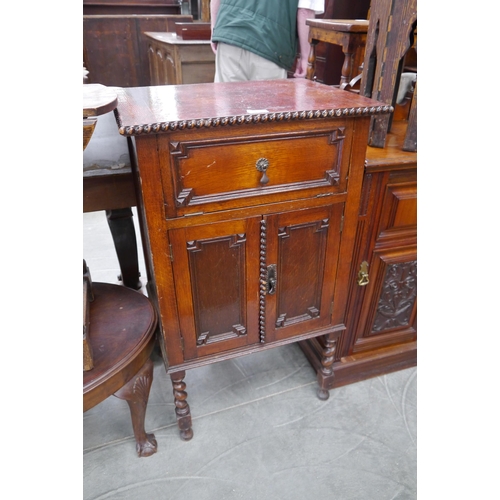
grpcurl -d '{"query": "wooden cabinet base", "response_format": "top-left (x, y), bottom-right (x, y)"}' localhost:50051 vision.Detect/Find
top-left (299, 337), bottom-right (416, 396)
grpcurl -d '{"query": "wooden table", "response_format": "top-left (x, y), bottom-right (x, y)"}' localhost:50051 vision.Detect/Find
top-left (306, 19), bottom-right (369, 87)
top-left (83, 282), bottom-right (158, 457)
top-left (83, 84), bottom-right (159, 457)
top-left (83, 84), bottom-right (141, 290)
top-left (145, 31), bottom-right (215, 85)
top-left (114, 79), bottom-right (392, 438)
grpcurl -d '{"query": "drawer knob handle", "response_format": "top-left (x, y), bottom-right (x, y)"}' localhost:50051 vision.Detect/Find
top-left (256, 157), bottom-right (270, 185)
top-left (357, 261), bottom-right (370, 286)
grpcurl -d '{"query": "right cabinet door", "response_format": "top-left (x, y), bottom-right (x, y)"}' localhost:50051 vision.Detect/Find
top-left (350, 171), bottom-right (417, 354)
top-left (351, 246), bottom-right (417, 353)
top-left (264, 203), bottom-right (345, 343)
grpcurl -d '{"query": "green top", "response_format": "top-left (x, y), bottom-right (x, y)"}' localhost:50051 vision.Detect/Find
top-left (212, 0), bottom-right (300, 70)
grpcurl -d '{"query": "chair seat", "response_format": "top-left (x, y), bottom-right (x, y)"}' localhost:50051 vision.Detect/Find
top-left (83, 282), bottom-right (157, 412)
top-left (83, 109), bottom-right (137, 213)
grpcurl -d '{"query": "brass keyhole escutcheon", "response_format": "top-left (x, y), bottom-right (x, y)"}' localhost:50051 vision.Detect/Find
top-left (267, 264), bottom-right (277, 295)
top-left (357, 261), bottom-right (370, 286)
top-left (256, 157), bottom-right (270, 185)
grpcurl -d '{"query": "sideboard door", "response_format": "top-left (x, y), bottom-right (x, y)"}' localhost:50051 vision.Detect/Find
top-left (264, 204), bottom-right (344, 343)
top-left (350, 173), bottom-right (417, 354)
top-left (351, 247), bottom-right (417, 353)
top-left (169, 217), bottom-right (261, 360)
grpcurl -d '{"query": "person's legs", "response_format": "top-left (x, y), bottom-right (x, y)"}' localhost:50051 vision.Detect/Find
top-left (215, 43), bottom-right (249, 82)
top-left (215, 43), bottom-right (287, 82)
top-left (247, 51), bottom-right (287, 81)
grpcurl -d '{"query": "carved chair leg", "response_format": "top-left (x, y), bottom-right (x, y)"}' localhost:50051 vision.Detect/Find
top-left (171, 371), bottom-right (193, 441)
top-left (114, 357), bottom-right (158, 457)
top-left (317, 334), bottom-right (337, 400)
top-left (306, 40), bottom-right (318, 81)
top-left (106, 208), bottom-right (141, 290)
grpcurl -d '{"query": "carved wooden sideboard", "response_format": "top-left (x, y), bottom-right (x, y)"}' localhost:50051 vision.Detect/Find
top-left (114, 79), bottom-right (392, 438)
top-left (298, 121), bottom-right (416, 392)
top-left (145, 31), bottom-right (215, 85)
top-left (299, 0), bottom-right (417, 398)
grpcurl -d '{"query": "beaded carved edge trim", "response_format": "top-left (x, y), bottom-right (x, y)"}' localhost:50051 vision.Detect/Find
top-left (116, 105), bottom-right (394, 136)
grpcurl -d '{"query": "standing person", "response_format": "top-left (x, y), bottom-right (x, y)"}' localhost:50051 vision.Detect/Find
top-left (210, 0), bottom-right (325, 82)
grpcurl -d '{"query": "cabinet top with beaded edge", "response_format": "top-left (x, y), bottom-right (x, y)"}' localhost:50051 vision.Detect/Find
top-left (114, 79), bottom-right (392, 136)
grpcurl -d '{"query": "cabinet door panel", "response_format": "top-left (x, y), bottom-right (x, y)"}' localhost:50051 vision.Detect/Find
top-left (265, 204), bottom-right (344, 342)
top-left (169, 217), bottom-right (260, 360)
top-left (351, 246), bottom-right (417, 354)
top-left (377, 180), bottom-right (417, 241)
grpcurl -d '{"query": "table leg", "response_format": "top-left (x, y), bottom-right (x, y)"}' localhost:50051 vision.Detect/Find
top-left (171, 371), bottom-right (194, 441)
top-left (306, 40), bottom-right (319, 81)
top-left (114, 358), bottom-right (158, 457)
top-left (106, 208), bottom-right (141, 289)
top-left (317, 334), bottom-right (337, 400)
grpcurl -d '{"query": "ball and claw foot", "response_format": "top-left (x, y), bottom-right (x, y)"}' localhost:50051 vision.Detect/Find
top-left (137, 433), bottom-right (158, 457)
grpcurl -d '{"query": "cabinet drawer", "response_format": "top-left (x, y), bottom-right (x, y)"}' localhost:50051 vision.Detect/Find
top-left (160, 126), bottom-right (351, 216)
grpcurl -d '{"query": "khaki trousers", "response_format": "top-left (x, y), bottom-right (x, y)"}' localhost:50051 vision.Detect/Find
top-left (214, 42), bottom-right (287, 82)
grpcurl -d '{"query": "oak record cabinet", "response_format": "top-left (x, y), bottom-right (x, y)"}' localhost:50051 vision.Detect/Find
top-left (114, 79), bottom-right (393, 439)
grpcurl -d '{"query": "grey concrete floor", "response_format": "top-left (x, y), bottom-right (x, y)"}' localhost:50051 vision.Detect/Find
top-left (83, 209), bottom-right (417, 500)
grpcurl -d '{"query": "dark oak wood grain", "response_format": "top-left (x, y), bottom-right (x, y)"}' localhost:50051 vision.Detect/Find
top-left (84, 14), bottom-right (193, 87)
top-left (83, 0), bottom-right (182, 16)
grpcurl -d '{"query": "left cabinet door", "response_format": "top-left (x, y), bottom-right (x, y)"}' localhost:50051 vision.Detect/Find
top-left (169, 217), bottom-right (262, 360)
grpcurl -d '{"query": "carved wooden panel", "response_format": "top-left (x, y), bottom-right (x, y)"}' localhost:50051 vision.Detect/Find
top-left (147, 35), bottom-right (215, 86)
top-left (372, 260), bottom-right (417, 333)
top-left (148, 44), bottom-right (177, 86)
top-left (351, 246), bottom-right (417, 354)
top-left (265, 204), bottom-right (344, 343)
top-left (169, 217), bottom-right (261, 359)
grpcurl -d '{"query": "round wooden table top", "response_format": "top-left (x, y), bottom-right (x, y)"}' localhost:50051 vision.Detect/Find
top-left (83, 283), bottom-right (157, 412)
top-left (83, 83), bottom-right (118, 118)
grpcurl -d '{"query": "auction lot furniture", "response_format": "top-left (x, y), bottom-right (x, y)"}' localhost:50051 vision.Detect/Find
top-left (83, 83), bottom-right (141, 289)
top-left (83, 276), bottom-right (158, 457)
top-left (114, 79), bottom-right (392, 438)
top-left (83, 14), bottom-right (193, 87)
top-left (300, 0), bottom-right (417, 396)
top-left (83, 85), bottom-right (158, 457)
top-left (145, 31), bottom-right (215, 85)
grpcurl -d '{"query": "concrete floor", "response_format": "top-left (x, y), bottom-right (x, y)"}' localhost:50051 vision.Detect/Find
top-left (83, 209), bottom-right (417, 500)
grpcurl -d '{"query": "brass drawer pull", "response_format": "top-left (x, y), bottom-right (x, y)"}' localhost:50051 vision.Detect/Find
top-left (256, 157), bottom-right (270, 185)
top-left (357, 261), bottom-right (370, 286)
